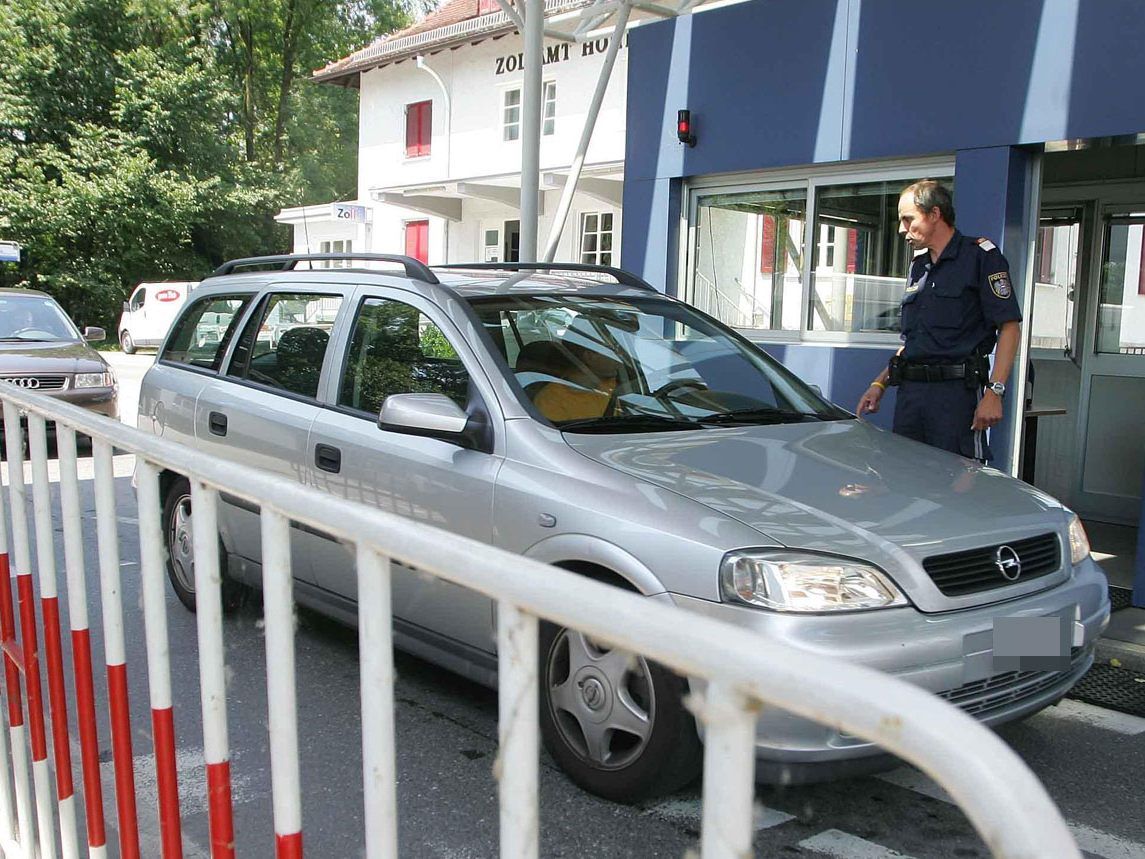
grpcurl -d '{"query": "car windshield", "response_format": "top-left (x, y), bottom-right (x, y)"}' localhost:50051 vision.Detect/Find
top-left (0, 296), bottom-right (81, 342)
top-left (467, 293), bottom-right (850, 432)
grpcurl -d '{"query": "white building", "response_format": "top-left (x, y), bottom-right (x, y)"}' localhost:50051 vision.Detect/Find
top-left (276, 0), bottom-right (630, 267)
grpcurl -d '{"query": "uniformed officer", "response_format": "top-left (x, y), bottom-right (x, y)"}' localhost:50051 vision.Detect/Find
top-left (856, 180), bottom-right (1022, 462)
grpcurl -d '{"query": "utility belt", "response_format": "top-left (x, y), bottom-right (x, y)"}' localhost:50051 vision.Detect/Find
top-left (887, 353), bottom-right (991, 389)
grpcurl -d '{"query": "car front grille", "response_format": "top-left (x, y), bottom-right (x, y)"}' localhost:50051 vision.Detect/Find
top-left (922, 532), bottom-right (1060, 596)
top-left (938, 645), bottom-right (1091, 718)
top-left (1, 375), bottom-right (68, 391)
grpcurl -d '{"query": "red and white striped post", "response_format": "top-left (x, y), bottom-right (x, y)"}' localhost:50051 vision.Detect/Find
top-left (57, 426), bottom-right (109, 859)
top-left (28, 415), bottom-right (81, 859)
top-left (190, 482), bottom-right (235, 858)
top-left (0, 409), bottom-right (31, 852)
top-left (135, 460), bottom-right (184, 859)
top-left (93, 439), bottom-right (141, 859)
top-left (3, 401), bottom-right (57, 858)
top-left (261, 510), bottom-right (302, 857)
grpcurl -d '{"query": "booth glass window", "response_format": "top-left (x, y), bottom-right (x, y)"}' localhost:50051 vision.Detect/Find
top-left (580, 212), bottom-right (614, 266)
top-left (808, 179), bottom-right (932, 333)
top-left (690, 187), bottom-right (807, 331)
top-left (503, 89), bottom-right (521, 141)
top-left (1031, 209), bottom-right (1081, 354)
top-left (1096, 214), bottom-right (1145, 355)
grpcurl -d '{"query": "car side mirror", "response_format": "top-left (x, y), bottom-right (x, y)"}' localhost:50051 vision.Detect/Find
top-left (379, 393), bottom-right (486, 449)
top-left (808, 384), bottom-right (823, 397)
top-left (84, 326), bottom-right (106, 343)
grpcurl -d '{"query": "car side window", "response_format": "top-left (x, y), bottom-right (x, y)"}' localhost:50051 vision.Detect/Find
top-left (130, 289), bottom-right (145, 310)
top-left (227, 292), bottom-right (343, 399)
top-left (338, 297), bottom-right (469, 415)
top-left (161, 294), bottom-right (253, 371)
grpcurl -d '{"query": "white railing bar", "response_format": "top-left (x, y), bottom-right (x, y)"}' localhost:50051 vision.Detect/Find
top-left (189, 483), bottom-right (235, 854)
top-left (2, 403), bottom-right (53, 859)
top-left (260, 509), bottom-right (303, 853)
top-left (496, 602), bottom-right (539, 859)
top-left (1, 387), bottom-right (1081, 858)
top-left (28, 416), bottom-right (78, 859)
top-left (357, 547), bottom-right (398, 859)
top-left (0, 424), bottom-right (18, 851)
top-left (697, 682), bottom-right (757, 859)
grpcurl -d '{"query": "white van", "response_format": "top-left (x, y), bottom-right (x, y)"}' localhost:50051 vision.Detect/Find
top-left (118, 281), bottom-right (197, 353)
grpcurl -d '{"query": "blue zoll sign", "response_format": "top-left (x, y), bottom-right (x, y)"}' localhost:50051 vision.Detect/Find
top-left (494, 35), bottom-right (628, 74)
top-left (0, 241), bottom-right (20, 263)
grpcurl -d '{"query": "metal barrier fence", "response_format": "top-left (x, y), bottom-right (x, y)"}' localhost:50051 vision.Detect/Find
top-left (0, 384), bottom-right (1080, 858)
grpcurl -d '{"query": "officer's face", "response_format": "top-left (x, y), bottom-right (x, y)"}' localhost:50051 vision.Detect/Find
top-left (897, 193), bottom-right (942, 250)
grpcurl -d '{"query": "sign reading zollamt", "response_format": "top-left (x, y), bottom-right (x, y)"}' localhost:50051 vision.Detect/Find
top-left (494, 34), bottom-right (628, 75)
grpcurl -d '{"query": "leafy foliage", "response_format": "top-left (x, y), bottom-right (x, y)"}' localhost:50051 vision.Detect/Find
top-left (0, 0), bottom-right (411, 330)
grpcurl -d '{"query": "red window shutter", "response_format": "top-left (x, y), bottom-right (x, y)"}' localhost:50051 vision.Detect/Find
top-left (760, 216), bottom-right (776, 275)
top-left (846, 230), bottom-right (858, 274)
top-left (405, 220), bottom-right (429, 264)
top-left (405, 101), bottom-right (432, 157)
top-left (478, 0), bottom-right (499, 13)
top-left (1040, 227), bottom-right (1054, 282)
top-left (1139, 231), bottom-right (1145, 296)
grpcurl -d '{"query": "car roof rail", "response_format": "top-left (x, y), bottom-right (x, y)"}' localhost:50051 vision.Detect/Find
top-left (434, 262), bottom-right (658, 292)
top-left (209, 253), bottom-right (440, 284)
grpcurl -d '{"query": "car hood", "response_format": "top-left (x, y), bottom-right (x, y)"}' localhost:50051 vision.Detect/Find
top-left (565, 419), bottom-right (1068, 610)
top-left (0, 340), bottom-right (106, 372)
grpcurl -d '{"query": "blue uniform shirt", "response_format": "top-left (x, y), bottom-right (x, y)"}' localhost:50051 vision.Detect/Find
top-left (899, 230), bottom-right (1022, 361)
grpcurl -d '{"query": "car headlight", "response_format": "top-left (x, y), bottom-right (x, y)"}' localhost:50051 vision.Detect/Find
top-left (719, 550), bottom-right (908, 612)
top-left (1067, 513), bottom-right (1091, 565)
top-left (74, 371), bottom-right (115, 388)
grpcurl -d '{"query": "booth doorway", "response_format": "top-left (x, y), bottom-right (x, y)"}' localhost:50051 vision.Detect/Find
top-left (1030, 146), bottom-right (1145, 530)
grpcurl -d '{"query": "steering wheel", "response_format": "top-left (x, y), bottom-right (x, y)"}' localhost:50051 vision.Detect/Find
top-left (650, 378), bottom-right (708, 400)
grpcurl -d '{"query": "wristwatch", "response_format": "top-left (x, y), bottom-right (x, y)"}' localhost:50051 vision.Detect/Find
top-left (985, 381), bottom-right (1006, 397)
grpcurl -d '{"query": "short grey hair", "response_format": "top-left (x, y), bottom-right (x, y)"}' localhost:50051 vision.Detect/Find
top-left (902, 179), bottom-right (955, 226)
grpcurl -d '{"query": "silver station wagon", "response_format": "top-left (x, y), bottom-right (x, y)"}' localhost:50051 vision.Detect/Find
top-left (138, 254), bottom-right (1111, 802)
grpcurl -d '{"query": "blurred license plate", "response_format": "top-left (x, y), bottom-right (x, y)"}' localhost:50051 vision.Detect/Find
top-left (992, 615), bottom-right (1070, 673)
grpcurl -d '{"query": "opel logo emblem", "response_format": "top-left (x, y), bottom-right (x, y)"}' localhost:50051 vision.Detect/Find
top-left (995, 545), bottom-right (1022, 581)
top-left (5, 377), bottom-right (40, 389)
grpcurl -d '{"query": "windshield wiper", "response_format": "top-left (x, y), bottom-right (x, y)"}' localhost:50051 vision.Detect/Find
top-left (557, 414), bottom-right (703, 433)
top-left (698, 407), bottom-right (826, 425)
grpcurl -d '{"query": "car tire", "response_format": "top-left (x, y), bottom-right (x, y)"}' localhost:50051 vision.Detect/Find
top-left (539, 621), bottom-right (702, 803)
top-left (120, 330), bottom-right (136, 354)
top-left (163, 477), bottom-right (246, 614)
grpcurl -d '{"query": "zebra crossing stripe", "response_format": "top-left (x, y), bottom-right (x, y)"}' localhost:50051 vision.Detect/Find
top-left (642, 797), bottom-right (795, 830)
top-left (798, 829), bottom-right (915, 858)
top-left (1035, 699), bottom-right (1145, 735)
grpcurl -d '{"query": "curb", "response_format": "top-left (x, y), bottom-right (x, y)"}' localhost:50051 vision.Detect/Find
top-left (1094, 637), bottom-right (1145, 675)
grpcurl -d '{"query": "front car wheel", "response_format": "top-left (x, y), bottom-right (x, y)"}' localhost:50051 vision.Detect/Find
top-left (539, 622), bottom-right (702, 802)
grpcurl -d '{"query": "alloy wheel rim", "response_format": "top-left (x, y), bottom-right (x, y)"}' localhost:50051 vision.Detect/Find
top-left (168, 494), bottom-right (195, 594)
top-left (546, 629), bottom-right (655, 770)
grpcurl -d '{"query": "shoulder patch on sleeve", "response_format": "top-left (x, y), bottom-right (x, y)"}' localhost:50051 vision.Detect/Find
top-left (976, 237), bottom-right (997, 252)
top-left (988, 270), bottom-right (1012, 298)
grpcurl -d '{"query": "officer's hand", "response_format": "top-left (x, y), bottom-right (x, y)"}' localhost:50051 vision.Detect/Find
top-left (972, 392), bottom-right (1004, 431)
top-left (857, 385), bottom-right (883, 417)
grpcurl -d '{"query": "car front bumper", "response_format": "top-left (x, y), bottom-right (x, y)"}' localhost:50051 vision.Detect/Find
top-left (673, 556), bottom-right (1110, 782)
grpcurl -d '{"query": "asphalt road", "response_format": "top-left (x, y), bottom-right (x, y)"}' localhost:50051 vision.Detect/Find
top-left (9, 352), bottom-right (1142, 857)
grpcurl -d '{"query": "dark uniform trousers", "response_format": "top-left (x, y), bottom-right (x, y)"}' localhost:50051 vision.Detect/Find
top-left (893, 379), bottom-right (988, 461)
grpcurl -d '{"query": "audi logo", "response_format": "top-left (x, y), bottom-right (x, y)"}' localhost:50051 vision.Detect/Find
top-left (3, 377), bottom-right (40, 389)
top-left (995, 545), bottom-right (1022, 581)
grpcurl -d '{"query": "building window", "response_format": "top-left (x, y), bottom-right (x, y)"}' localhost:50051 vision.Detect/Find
top-left (808, 178), bottom-right (941, 333)
top-left (689, 168), bottom-right (954, 336)
top-left (692, 187), bottom-right (807, 330)
top-left (580, 212), bottom-right (614, 266)
top-left (503, 89), bottom-right (521, 141)
top-left (405, 100), bottom-right (432, 158)
top-left (319, 239), bottom-right (353, 268)
top-left (543, 81), bottom-right (556, 136)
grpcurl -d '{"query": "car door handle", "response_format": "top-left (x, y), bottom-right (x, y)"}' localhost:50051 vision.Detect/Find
top-left (208, 411), bottom-right (228, 436)
top-left (315, 443), bottom-right (341, 474)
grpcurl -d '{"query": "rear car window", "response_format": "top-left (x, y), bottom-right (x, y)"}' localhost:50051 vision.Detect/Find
top-left (161, 294), bottom-right (253, 371)
top-left (227, 292), bottom-right (343, 399)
